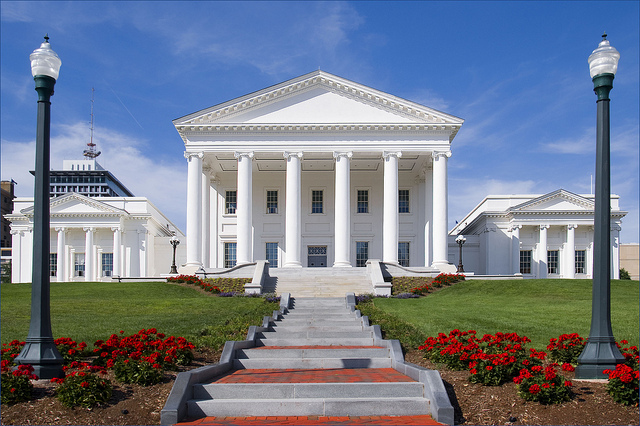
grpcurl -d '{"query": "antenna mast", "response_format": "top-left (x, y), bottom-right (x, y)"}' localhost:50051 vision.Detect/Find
top-left (83, 87), bottom-right (101, 159)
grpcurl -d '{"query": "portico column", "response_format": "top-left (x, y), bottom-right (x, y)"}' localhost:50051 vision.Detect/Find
top-left (510, 225), bottom-right (521, 274)
top-left (201, 166), bottom-right (211, 268)
top-left (112, 227), bottom-right (121, 277)
top-left (284, 152), bottom-right (303, 267)
top-left (333, 152), bottom-right (352, 267)
top-left (424, 166), bottom-right (433, 267)
top-left (11, 230), bottom-right (22, 283)
top-left (55, 227), bottom-right (65, 282)
top-left (566, 225), bottom-right (576, 279)
top-left (383, 152), bottom-right (401, 263)
top-left (611, 224), bottom-right (621, 279)
top-left (235, 152), bottom-right (253, 265)
top-left (83, 227), bottom-right (94, 282)
top-left (432, 151), bottom-right (451, 268)
top-left (184, 152), bottom-right (204, 268)
top-left (538, 225), bottom-right (549, 279)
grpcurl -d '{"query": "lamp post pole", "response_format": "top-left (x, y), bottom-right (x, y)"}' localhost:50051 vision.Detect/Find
top-left (14, 35), bottom-right (64, 379)
top-left (576, 34), bottom-right (625, 379)
top-left (456, 235), bottom-right (466, 273)
top-left (170, 236), bottom-right (180, 274)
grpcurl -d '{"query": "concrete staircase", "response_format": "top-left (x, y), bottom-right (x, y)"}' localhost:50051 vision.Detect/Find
top-left (265, 268), bottom-right (373, 297)
top-left (184, 297), bottom-right (438, 419)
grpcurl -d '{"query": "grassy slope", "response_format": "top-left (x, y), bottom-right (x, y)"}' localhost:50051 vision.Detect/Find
top-left (1, 282), bottom-right (276, 346)
top-left (372, 279), bottom-right (639, 349)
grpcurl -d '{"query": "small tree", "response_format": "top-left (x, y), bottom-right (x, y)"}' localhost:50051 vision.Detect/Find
top-left (1, 261), bottom-right (11, 283)
top-left (619, 268), bottom-right (631, 280)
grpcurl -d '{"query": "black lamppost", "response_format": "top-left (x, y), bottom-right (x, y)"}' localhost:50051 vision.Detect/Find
top-left (170, 235), bottom-right (180, 274)
top-left (575, 34), bottom-right (625, 379)
top-left (455, 235), bottom-right (466, 273)
top-left (14, 35), bottom-right (64, 379)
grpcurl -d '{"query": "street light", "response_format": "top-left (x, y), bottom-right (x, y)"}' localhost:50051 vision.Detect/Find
top-left (170, 235), bottom-right (180, 274)
top-left (455, 234), bottom-right (466, 273)
top-left (14, 35), bottom-right (64, 379)
top-left (575, 33), bottom-right (625, 379)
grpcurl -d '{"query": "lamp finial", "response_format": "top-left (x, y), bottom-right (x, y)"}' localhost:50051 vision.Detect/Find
top-left (602, 32), bottom-right (607, 40)
top-left (44, 33), bottom-right (49, 43)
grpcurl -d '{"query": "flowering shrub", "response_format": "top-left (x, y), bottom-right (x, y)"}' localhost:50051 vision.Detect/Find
top-left (410, 283), bottom-right (431, 296)
top-left (392, 273), bottom-right (464, 296)
top-left (603, 363), bottom-right (639, 405)
top-left (420, 329), bottom-right (482, 370)
top-left (1, 360), bottom-right (37, 405)
top-left (391, 277), bottom-right (430, 295)
top-left (53, 362), bottom-right (112, 407)
top-left (204, 277), bottom-right (252, 293)
top-left (167, 275), bottom-right (221, 293)
top-left (547, 333), bottom-right (586, 364)
top-left (54, 337), bottom-right (89, 364)
top-left (112, 358), bottom-right (164, 386)
top-left (430, 273), bottom-right (465, 288)
top-left (1, 340), bottom-right (24, 362)
top-left (514, 363), bottom-right (572, 404)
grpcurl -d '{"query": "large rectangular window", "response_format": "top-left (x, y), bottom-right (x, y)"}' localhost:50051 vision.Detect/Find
top-left (356, 242), bottom-right (369, 267)
top-left (224, 242), bottom-right (237, 268)
top-left (398, 242), bottom-right (410, 267)
top-left (102, 253), bottom-right (113, 277)
top-left (266, 190), bottom-right (278, 214)
top-left (75, 253), bottom-right (85, 277)
top-left (49, 253), bottom-right (57, 277)
top-left (548, 250), bottom-right (559, 274)
top-left (266, 242), bottom-right (278, 268)
top-left (520, 250), bottom-right (532, 274)
top-left (575, 250), bottom-right (586, 274)
top-left (311, 190), bottom-right (323, 214)
top-left (398, 189), bottom-right (410, 213)
top-left (225, 190), bottom-right (237, 214)
top-left (357, 190), bottom-right (369, 213)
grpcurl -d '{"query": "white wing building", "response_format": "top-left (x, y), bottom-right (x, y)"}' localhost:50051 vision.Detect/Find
top-left (174, 71), bottom-right (464, 272)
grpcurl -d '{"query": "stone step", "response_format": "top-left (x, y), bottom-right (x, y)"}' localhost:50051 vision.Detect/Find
top-left (275, 318), bottom-right (361, 326)
top-left (193, 382), bottom-right (424, 400)
top-left (257, 337), bottom-right (375, 346)
top-left (284, 310), bottom-right (356, 316)
top-left (235, 347), bottom-right (389, 359)
top-left (257, 331), bottom-right (372, 339)
top-left (270, 324), bottom-right (365, 332)
top-left (187, 397), bottom-right (430, 417)
top-left (233, 357), bottom-right (392, 369)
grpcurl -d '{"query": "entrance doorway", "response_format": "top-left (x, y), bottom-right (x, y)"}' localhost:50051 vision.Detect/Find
top-left (308, 246), bottom-right (327, 267)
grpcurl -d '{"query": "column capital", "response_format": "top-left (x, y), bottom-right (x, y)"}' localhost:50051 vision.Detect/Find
top-left (567, 224), bottom-right (578, 230)
top-left (184, 151), bottom-right (204, 160)
top-left (111, 226), bottom-right (121, 232)
top-left (234, 151), bottom-right (254, 160)
top-left (382, 151), bottom-right (402, 160)
top-left (539, 224), bottom-right (550, 231)
top-left (333, 151), bottom-right (353, 160)
top-left (83, 227), bottom-right (95, 233)
top-left (284, 151), bottom-right (303, 160)
top-left (10, 229), bottom-right (23, 236)
top-left (509, 224), bottom-right (522, 232)
top-left (55, 227), bottom-right (66, 233)
top-left (432, 150), bottom-right (452, 159)
top-left (610, 224), bottom-right (622, 232)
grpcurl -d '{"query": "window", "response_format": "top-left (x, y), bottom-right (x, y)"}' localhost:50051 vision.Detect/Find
top-left (520, 250), bottom-right (532, 274)
top-left (399, 189), bottom-right (410, 213)
top-left (225, 190), bottom-right (237, 214)
top-left (575, 250), bottom-right (586, 274)
top-left (49, 253), bottom-right (57, 277)
top-left (398, 242), bottom-right (410, 267)
top-left (102, 253), bottom-right (113, 277)
top-left (357, 190), bottom-right (369, 213)
top-left (224, 242), bottom-right (237, 268)
top-left (75, 253), bottom-right (85, 277)
top-left (266, 190), bottom-right (278, 214)
top-left (311, 190), bottom-right (323, 214)
top-left (356, 242), bottom-right (369, 267)
top-left (266, 242), bottom-right (278, 268)
top-left (548, 250), bottom-right (559, 274)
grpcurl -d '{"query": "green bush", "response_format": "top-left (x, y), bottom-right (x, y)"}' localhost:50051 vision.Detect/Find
top-left (112, 359), bottom-right (164, 386)
top-left (619, 268), bottom-right (631, 280)
top-left (1, 362), bottom-right (37, 405)
top-left (203, 277), bottom-right (252, 293)
top-left (53, 365), bottom-right (112, 408)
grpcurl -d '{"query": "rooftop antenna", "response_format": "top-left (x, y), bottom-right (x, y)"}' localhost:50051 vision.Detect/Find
top-left (83, 87), bottom-right (101, 159)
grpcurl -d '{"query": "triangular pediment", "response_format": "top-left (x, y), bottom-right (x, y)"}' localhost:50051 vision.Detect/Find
top-left (174, 70), bottom-right (463, 127)
top-left (508, 190), bottom-right (594, 213)
top-left (21, 193), bottom-right (128, 216)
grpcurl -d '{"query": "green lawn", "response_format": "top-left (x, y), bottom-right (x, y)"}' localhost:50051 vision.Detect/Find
top-left (371, 279), bottom-right (639, 350)
top-left (0, 282), bottom-right (278, 347)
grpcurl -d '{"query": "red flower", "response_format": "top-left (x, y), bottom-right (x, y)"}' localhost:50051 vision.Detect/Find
top-left (529, 384), bottom-right (541, 394)
top-left (80, 381), bottom-right (89, 388)
top-left (564, 380), bottom-right (573, 387)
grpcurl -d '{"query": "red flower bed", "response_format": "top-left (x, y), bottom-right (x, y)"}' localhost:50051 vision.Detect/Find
top-left (167, 274), bottom-right (222, 293)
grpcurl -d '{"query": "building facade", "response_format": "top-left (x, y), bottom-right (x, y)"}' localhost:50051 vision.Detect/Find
top-left (448, 190), bottom-right (627, 279)
top-left (174, 71), bottom-right (464, 272)
top-left (7, 193), bottom-right (183, 283)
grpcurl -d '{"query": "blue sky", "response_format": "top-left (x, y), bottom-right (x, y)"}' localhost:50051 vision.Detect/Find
top-left (1, 1), bottom-right (638, 243)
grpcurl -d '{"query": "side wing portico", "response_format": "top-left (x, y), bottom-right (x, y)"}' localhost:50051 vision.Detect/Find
top-left (174, 70), bottom-right (464, 271)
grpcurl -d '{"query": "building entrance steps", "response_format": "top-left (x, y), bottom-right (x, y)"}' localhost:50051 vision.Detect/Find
top-left (164, 294), bottom-right (453, 426)
top-left (266, 269), bottom-right (374, 297)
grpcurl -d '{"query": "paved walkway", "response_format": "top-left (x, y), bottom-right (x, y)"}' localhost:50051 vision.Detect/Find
top-left (178, 415), bottom-right (442, 425)
top-left (211, 368), bottom-right (415, 384)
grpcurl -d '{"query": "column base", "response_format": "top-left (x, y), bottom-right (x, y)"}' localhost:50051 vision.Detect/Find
top-left (432, 262), bottom-right (457, 274)
top-left (283, 262), bottom-right (303, 268)
top-left (14, 340), bottom-right (64, 379)
top-left (333, 262), bottom-right (353, 268)
top-left (181, 263), bottom-right (203, 275)
top-left (576, 338), bottom-right (626, 379)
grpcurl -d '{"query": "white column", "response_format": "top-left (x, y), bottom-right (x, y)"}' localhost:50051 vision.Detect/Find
top-left (55, 227), bottom-right (66, 282)
top-left (383, 152), bottom-right (401, 263)
top-left (97, 247), bottom-right (103, 280)
top-left (334, 152), bottom-right (352, 267)
top-left (611, 224), bottom-right (621, 279)
top-left (112, 227), bottom-right (121, 277)
top-left (424, 166), bottom-right (433, 267)
top-left (138, 229), bottom-right (147, 277)
top-left (432, 151), bottom-right (451, 268)
top-left (538, 225), bottom-right (549, 279)
top-left (284, 152), bottom-right (303, 267)
top-left (84, 227), bottom-right (94, 282)
top-left (210, 177), bottom-right (220, 268)
top-left (566, 225), bottom-right (576, 279)
top-left (184, 152), bottom-right (204, 268)
top-left (10, 230), bottom-right (22, 283)
top-left (235, 152), bottom-right (254, 265)
top-left (510, 225), bottom-right (521, 274)
top-left (201, 167), bottom-right (211, 268)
